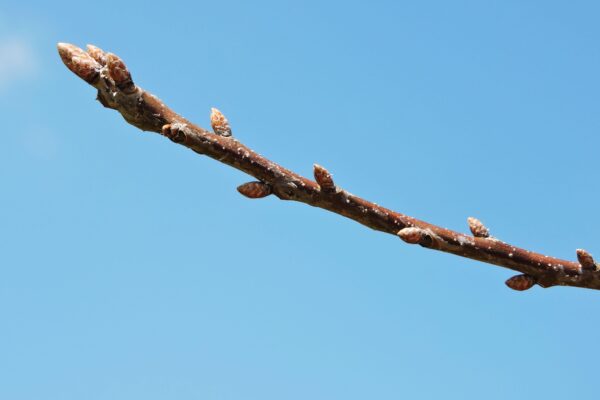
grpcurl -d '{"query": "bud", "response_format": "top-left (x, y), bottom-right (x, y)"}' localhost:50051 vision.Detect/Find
top-left (210, 108), bottom-right (232, 137)
top-left (505, 274), bottom-right (536, 291)
top-left (313, 164), bottom-right (335, 192)
top-left (237, 181), bottom-right (272, 199)
top-left (161, 123), bottom-right (186, 143)
top-left (467, 217), bottom-right (490, 238)
top-left (161, 124), bottom-right (172, 136)
top-left (397, 227), bottom-right (424, 244)
top-left (86, 44), bottom-right (107, 65)
top-left (57, 42), bottom-right (100, 83)
top-left (576, 249), bottom-right (596, 271)
top-left (106, 52), bottom-right (135, 93)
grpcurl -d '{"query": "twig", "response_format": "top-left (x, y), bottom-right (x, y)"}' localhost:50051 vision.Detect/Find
top-left (57, 43), bottom-right (600, 291)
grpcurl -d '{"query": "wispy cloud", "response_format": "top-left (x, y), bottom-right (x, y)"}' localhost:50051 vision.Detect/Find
top-left (0, 37), bottom-right (37, 90)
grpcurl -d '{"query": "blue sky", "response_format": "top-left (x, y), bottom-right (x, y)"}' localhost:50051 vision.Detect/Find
top-left (2, 1), bottom-right (600, 399)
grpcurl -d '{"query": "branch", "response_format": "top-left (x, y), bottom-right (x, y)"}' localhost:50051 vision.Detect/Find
top-left (57, 43), bottom-right (600, 292)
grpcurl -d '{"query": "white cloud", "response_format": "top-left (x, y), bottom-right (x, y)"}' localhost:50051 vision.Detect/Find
top-left (0, 37), bottom-right (37, 90)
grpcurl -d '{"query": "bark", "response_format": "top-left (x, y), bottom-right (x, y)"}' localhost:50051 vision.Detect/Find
top-left (58, 43), bottom-right (600, 291)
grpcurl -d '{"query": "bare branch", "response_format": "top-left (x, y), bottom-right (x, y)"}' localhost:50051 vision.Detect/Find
top-left (57, 43), bottom-right (600, 291)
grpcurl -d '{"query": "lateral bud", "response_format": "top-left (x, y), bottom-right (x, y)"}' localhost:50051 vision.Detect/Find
top-left (397, 227), bottom-right (432, 247)
top-left (57, 42), bottom-right (101, 83)
top-left (106, 52), bottom-right (135, 93)
top-left (210, 108), bottom-right (232, 137)
top-left (86, 44), bottom-right (107, 66)
top-left (313, 164), bottom-right (335, 192)
top-left (237, 181), bottom-right (272, 199)
top-left (576, 249), bottom-right (597, 271)
top-left (505, 274), bottom-right (536, 291)
top-left (161, 123), bottom-right (187, 143)
top-left (467, 217), bottom-right (490, 238)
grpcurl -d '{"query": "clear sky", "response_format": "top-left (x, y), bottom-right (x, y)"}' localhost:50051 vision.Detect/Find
top-left (2, 1), bottom-right (600, 399)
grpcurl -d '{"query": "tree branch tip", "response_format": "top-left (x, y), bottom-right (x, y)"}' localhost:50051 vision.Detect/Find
top-left (576, 248), bottom-right (597, 271)
top-left (237, 181), bottom-right (272, 199)
top-left (505, 274), bottom-right (536, 291)
top-left (467, 217), bottom-right (490, 238)
top-left (57, 42), bottom-right (77, 56)
top-left (86, 44), bottom-right (107, 65)
top-left (210, 107), bottom-right (232, 137)
top-left (56, 42), bottom-right (69, 53)
top-left (313, 164), bottom-right (336, 192)
top-left (57, 42), bottom-right (100, 83)
top-left (105, 52), bottom-right (135, 93)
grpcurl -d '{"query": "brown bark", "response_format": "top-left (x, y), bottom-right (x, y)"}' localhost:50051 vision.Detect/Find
top-left (57, 42), bottom-right (600, 291)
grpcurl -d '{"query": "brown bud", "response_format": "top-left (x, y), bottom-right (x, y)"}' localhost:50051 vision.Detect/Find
top-left (161, 123), bottom-right (186, 143)
top-left (397, 227), bottom-right (424, 244)
top-left (161, 124), bottom-right (172, 136)
top-left (210, 108), bottom-right (232, 137)
top-left (313, 164), bottom-right (335, 192)
top-left (237, 181), bottom-right (272, 199)
top-left (57, 42), bottom-right (100, 83)
top-left (577, 249), bottom-right (596, 271)
top-left (505, 274), bottom-right (536, 291)
top-left (86, 44), bottom-right (107, 65)
top-left (106, 52), bottom-right (135, 93)
top-left (467, 217), bottom-right (489, 238)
